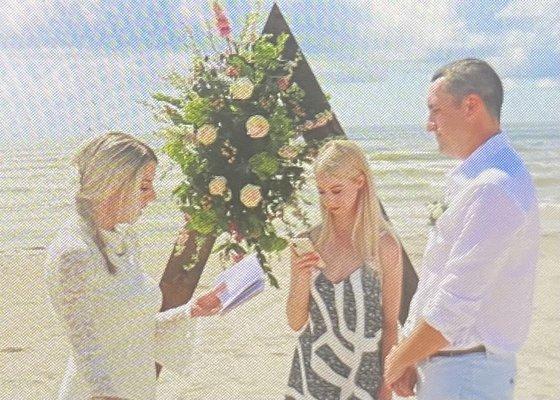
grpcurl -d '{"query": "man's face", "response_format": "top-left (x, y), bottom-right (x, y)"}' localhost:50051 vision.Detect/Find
top-left (426, 78), bottom-right (467, 158)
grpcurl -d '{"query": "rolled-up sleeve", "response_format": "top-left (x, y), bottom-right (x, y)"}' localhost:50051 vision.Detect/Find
top-left (423, 183), bottom-right (525, 346)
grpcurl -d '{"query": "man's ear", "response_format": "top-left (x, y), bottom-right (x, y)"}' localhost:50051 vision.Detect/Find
top-left (463, 94), bottom-right (483, 119)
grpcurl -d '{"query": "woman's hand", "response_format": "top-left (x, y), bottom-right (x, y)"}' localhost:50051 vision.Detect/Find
top-left (286, 246), bottom-right (319, 331)
top-left (378, 383), bottom-right (392, 400)
top-left (190, 283), bottom-right (226, 317)
top-left (290, 247), bottom-right (321, 283)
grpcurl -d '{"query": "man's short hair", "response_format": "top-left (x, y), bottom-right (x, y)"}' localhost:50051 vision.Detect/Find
top-left (432, 59), bottom-right (503, 121)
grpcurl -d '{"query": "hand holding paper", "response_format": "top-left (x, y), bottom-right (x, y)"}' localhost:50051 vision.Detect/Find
top-left (190, 283), bottom-right (227, 317)
top-left (213, 253), bottom-right (266, 314)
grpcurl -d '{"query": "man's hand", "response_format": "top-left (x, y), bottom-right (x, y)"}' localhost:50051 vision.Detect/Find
top-left (190, 283), bottom-right (226, 317)
top-left (391, 366), bottom-right (418, 397)
top-left (384, 345), bottom-right (409, 387)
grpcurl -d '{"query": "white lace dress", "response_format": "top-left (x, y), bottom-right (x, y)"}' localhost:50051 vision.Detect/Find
top-left (44, 216), bottom-right (196, 400)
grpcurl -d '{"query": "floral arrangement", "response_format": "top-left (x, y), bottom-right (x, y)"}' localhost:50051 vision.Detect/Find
top-left (152, 1), bottom-right (335, 287)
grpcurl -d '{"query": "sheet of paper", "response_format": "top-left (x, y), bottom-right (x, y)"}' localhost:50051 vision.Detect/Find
top-left (214, 253), bottom-right (266, 314)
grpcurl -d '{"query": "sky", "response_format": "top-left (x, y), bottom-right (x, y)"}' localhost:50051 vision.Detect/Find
top-left (0, 0), bottom-right (558, 142)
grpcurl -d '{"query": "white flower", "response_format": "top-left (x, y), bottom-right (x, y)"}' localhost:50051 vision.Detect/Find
top-left (278, 145), bottom-right (299, 159)
top-left (182, 124), bottom-right (195, 136)
top-left (246, 115), bottom-right (270, 138)
top-left (427, 201), bottom-right (448, 225)
top-left (209, 176), bottom-right (228, 196)
top-left (224, 189), bottom-right (232, 202)
top-left (196, 124), bottom-right (218, 146)
top-left (292, 135), bottom-right (306, 145)
top-left (230, 77), bottom-right (254, 100)
top-left (240, 184), bottom-right (262, 208)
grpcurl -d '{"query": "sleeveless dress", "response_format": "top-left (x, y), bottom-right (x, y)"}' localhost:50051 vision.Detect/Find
top-left (44, 215), bottom-right (196, 400)
top-left (286, 241), bottom-right (384, 400)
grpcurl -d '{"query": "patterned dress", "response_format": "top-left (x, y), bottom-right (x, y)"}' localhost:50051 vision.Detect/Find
top-left (286, 263), bottom-right (384, 400)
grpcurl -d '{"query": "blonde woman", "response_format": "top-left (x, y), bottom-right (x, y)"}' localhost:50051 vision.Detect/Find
top-left (286, 140), bottom-right (403, 400)
top-left (45, 132), bottom-right (223, 400)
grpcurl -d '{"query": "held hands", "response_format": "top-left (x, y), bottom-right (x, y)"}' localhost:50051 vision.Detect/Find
top-left (384, 345), bottom-right (406, 387)
top-left (391, 367), bottom-right (418, 398)
top-left (384, 345), bottom-right (415, 391)
top-left (382, 345), bottom-right (418, 398)
top-left (190, 283), bottom-right (227, 317)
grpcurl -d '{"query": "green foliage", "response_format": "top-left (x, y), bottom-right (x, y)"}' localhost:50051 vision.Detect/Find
top-left (188, 209), bottom-right (219, 235)
top-left (183, 97), bottom-right (213, 127)
top-left (152, 92), bottom-right (183, 108)
top-left (249, 152), bottom-right (280, 180)
top-left (285, 83), bottom-right (305, 102)
top-left (252, 33), bottom-right (289, 70)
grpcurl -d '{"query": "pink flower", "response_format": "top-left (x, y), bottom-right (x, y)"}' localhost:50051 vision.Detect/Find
top-left (225, 66), bottom-right (240, 77)
top-left (232, 251), bottom-right (245, 263)
top-left (176, 229), bottom-right (190, 246)
top-left (212, 2), bottom-right (232, 38)
top-left (277, 76), bottom-right (291, 91)
top-left (228, 221), bottom-right (244, 242)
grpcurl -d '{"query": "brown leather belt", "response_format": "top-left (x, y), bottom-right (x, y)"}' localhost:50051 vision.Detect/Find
top-left (432, 345), bottom-right (486, 358)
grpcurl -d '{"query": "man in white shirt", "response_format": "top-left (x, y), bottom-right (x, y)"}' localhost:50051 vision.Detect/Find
top-left (384, 59), bottom-right (540, 399)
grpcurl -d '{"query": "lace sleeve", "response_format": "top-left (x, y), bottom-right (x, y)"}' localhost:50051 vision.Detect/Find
top-left (47, 248), bottom-right (117, 396)
top-left (154, 302), bottom-right (197, 374)
top-left (155, 301), bottom-right (193, 333)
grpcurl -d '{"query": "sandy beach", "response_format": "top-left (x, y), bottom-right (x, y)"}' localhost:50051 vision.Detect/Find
top-left (0, 231), bottom-right (558, 400)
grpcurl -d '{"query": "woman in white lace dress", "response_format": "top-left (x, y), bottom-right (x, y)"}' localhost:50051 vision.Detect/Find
top-left (45, 132), bottom-right (222, 400)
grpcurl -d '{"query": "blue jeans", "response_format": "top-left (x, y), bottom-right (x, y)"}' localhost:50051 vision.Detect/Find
top-left (416, 352), bottom-right (516, 400)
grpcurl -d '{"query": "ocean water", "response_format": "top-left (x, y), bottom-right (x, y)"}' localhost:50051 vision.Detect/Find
top-left (0, 122), bottom-right (558, 255)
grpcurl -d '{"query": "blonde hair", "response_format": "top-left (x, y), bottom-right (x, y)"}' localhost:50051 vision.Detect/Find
top-left (313, 139), bottom-right (392, 272)
top-left (73, 131), bottom-right (157, 274)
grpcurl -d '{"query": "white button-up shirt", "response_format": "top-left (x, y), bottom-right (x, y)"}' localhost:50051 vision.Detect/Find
top-left (403, 133), bottom-right (540, 354)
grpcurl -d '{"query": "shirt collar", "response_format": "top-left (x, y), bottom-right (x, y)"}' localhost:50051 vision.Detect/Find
top-left (74, 213), bottom-right (134, 255)
top-left (448, 132), bottom-right (509, 181)
top-left (99, 223), bottom-right (135, 255)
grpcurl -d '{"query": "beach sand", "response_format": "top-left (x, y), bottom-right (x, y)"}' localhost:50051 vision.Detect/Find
top-left (1, 232), bottom-right (558, 400)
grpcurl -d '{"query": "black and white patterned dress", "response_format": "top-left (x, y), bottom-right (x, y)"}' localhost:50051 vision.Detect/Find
top-left (286, 262), bottom-right (383, 400)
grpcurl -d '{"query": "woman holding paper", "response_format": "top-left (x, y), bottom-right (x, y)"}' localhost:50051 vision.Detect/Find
top-left (285, 140), bottom-right (403, 400)
top-left (44, 132), bottom-right (223, 400)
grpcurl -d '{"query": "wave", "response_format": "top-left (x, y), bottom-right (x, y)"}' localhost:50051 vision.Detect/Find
top-left (538, 203), bottom-right (560, 235)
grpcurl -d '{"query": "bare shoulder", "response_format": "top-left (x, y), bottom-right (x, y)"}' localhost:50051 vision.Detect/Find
top-left (379, 231), bottom-right (401, 268)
